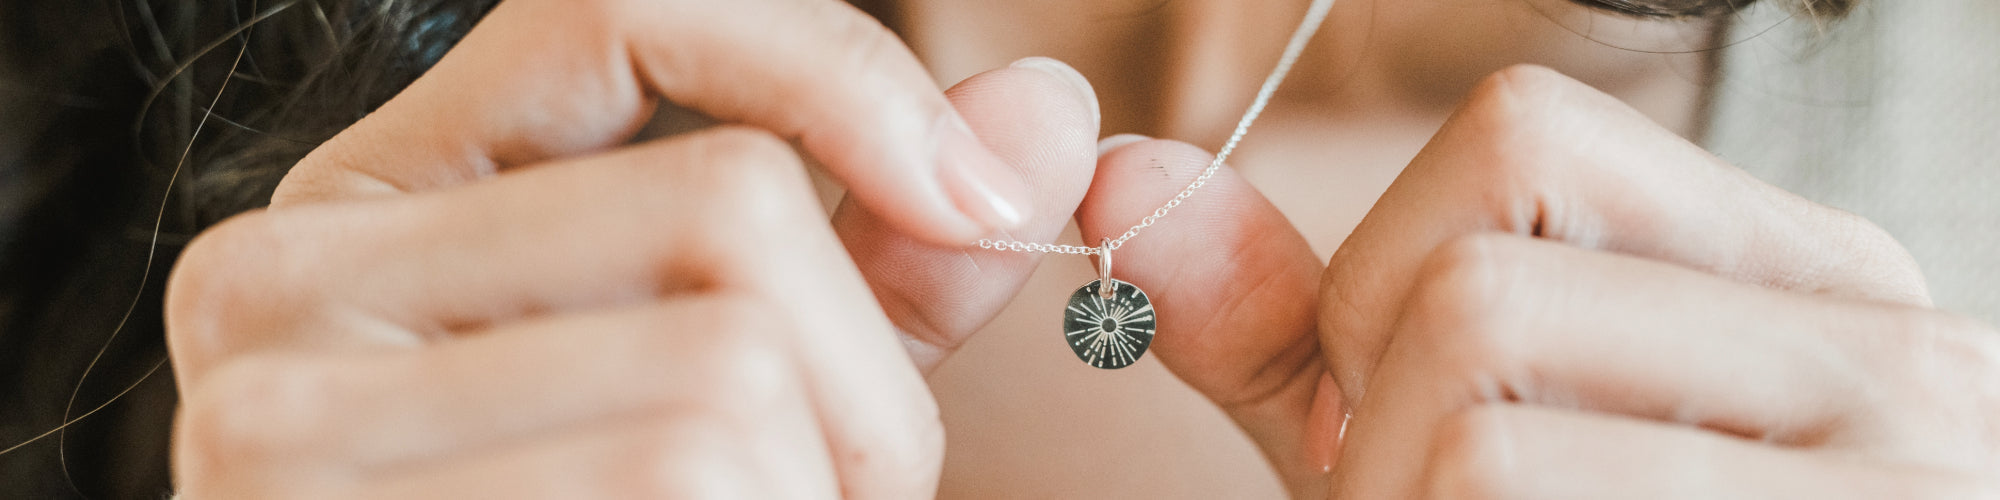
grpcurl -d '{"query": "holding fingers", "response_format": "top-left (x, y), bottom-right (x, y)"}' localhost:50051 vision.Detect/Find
top-left (1076, 137), bottom-right (1331, 497)
top-left (275, 0), bottom-right (1030, 244)
top-left (1324, 67), bottom-right (1995, 498)
top-left (1319, 65), bottom-right (1932, 408)
top-left (1076, 65), bottom-right (1996, 498)
top-left (1334, 234), bottom-right (2000, 498)
top-left (167, 38), bottom-right (1104, 495)
top-left (161, 0), bottom-right (1112, 494)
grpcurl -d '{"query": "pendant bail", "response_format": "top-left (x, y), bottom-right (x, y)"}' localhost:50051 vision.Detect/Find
top-left (1097, 238), bottom-right (1115, 299)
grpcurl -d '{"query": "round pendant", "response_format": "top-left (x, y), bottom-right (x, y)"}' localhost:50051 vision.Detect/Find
top-left (1063, 279), bottom-right (1156, 369)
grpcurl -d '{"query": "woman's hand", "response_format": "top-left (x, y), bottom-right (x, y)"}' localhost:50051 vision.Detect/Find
top-left (1309, 65), bottom-right (1996, 499)
top-left (163, 0), bottom-right (1104, 495)
top-left (273, 0), bottom-right (1034, 245)
top-left (1078, 65), bottom-right (1998, 498)
top-left (166, 76), bottom-right (1097, 498)
top-left (170, 127), bottom-right (927, 498)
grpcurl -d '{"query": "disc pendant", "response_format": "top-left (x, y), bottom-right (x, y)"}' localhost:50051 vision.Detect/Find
top-left (1063, 279), bottom-right (1156, 369)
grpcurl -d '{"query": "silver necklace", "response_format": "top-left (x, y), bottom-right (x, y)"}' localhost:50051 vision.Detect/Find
top-left (976, 0), bottom-right (1337, 369)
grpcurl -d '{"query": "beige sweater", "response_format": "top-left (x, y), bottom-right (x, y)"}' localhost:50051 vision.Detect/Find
top-left (1708, 0), bottom-right (2000, 322)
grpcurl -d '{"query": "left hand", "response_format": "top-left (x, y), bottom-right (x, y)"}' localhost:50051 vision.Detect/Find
top-left (170, 0), bottom-right (1104, 488)
top-left (1076, 64), bottom-right (1999, 498)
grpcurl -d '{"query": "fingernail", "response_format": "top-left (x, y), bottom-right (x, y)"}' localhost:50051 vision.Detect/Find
top-left (1097, 133), bottom-right (1151, 155)
top-left (1302, 372), bottom-right (1346, 475)
top-left (935, 112), bottom-right (1031, 230)
top-left (1009, 57), bottom-right (1100, 129)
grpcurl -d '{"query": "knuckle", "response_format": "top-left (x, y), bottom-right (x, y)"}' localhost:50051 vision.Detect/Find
top-left (168, 214), bottom-right (275, 320)
top-left (177, 357), bottom-right (337, 465)
top-left (664, 296), bottom-right (800, 419)
top-left (1461, 64), bottom-right (1601, 134)
top-left (1463, 65), bottom-right (1575, 135)
top-left (823, 359), bottom-right (944, 492)
top-left (1815, 209), bottom-right (1931, 303)
top-left (817, 3), bottom-right (904, 75)
top-left (1827, 309), bottom-right (2000, 461)
top-left (699, 126), bottom-right (805, 174)
top-left (622, 423), bottom-right (735, 497)
top-left (685, 127), bottom-right (819, 234)
top-left (899, 400), bottom-right (948, 473)
top-left (1403, 234), bottom-right (1539, 378)
top-left (165, 213), bottom-right (307, 369)
top-left (844, 400), bottom-right (946, 495)
top-left (1879, 311), bottom-right (2000, 403)
top-left (1427, 66), bottom-right (1596, 237)
top-left (1424, 405), bottom-right (1520, 500)
top-left (1466, 65), bottom-right (1581, 114)
top-left (1452, 65), bottom-right (1605, 188)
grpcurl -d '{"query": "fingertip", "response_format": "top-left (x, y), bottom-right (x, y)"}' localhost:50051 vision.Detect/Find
top-left (1007, 57), bottom-right (1101, 129)
top-left (936, 112), bottom-right (1033, 232)
top-left (1302, 371), bottom-right (1347, 475)
top-left (835, 58), bottom-right (1106, 361)
top-left (1091, 138), bottom-right (1217, 187)
top-left (836, 111), bottom-right (1028, 247)
top-left (927, 60), bottom-right (1106, 241)
top-left (1078, 137), bottom-right (1223, 247)
top-left (1097, 134), bottom-right (1152, 156)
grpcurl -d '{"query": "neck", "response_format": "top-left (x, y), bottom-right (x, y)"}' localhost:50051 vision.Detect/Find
top-left (1136, 0), bottom-right (1718, 147)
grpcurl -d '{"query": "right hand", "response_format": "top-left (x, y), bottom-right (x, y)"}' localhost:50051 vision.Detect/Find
top-left (164, 0), bottom-right (1103, 496)
top-left (1074, 66), bottom-right (1956, 498)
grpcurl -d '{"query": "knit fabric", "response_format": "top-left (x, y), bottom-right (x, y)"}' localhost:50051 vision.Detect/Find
top-left (1708, 0), bottom-right (2000, 322)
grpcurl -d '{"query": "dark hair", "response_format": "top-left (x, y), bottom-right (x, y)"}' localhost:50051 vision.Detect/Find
top-left (0, 0), bottom-right (1834, 496)
top-left (0, 1), bottom-right (498, 495)
top-left (1573, 0), bottom-right (1851, 19)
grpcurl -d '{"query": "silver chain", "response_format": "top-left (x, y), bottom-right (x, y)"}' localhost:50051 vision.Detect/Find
top-left (976, 0), bottom-right (1337, 256)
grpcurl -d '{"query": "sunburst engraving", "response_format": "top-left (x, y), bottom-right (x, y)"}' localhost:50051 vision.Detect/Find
top-left (1062, 279), bottom-right (1157, 369)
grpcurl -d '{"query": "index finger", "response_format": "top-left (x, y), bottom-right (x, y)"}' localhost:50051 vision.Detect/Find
top-left (1321, 65), bottom-right (1930, 406)
top-left (271, 0), bottom-right (1028, 245)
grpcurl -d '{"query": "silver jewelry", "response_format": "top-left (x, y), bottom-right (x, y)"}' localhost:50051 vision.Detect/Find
top-left (978, 0), bottom-right (1336, 369)
top-left (1063, 239), bottom-right (1155, 369)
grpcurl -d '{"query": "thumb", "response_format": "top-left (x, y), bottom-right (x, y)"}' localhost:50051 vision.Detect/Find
top-left (834, 58), bottom-right (1101, 371)
top-left (1078, 137), bottom-right (1337, 496)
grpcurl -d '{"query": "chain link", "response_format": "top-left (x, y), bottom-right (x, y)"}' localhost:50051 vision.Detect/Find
top-left (974, 0), bottom-right (1335, 256)
top-left (977, 238), bottom-right (1101, 255)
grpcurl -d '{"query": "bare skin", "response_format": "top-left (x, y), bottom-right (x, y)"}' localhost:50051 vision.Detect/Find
top-left (162, 0), bottom-right (2000, 497)
top-left (900, 0), bottom-right (1719, 497)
